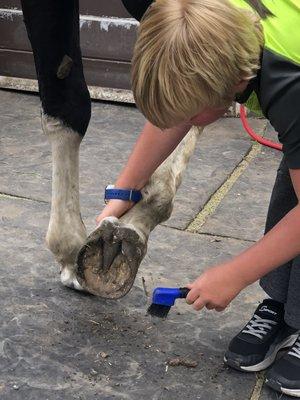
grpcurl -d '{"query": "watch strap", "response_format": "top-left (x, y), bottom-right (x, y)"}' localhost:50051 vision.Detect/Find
top-left (104, 186), bottom-right (142, 203)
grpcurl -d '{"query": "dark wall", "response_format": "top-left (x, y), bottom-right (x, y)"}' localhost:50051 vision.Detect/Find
top-left (0, 0), bottom-right (136, 92)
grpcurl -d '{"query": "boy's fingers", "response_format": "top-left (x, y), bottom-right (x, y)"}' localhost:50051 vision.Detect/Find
top-left (186, 288), bottom-right (207, 311)
top-left (192, 297), bottom-right (206, 311)
top-left (186, 288), bottom-right (200, 304)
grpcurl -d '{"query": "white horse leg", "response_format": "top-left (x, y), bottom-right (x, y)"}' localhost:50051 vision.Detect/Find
top-left (77, 126), bottom-right (202, 298)
top-left (43, 115), bottom-right (87, 290)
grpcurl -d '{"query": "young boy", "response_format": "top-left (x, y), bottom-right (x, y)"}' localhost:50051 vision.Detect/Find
top-left (97, 1), bottom-right (300, 396)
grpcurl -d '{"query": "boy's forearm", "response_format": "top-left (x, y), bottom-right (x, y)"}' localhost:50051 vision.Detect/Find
top-left (115, 120), bottom-right (192, 189)
top-left (227, 204), bottom-right (300, 285)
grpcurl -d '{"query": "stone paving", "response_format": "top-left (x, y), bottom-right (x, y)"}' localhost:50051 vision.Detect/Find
top-left (0, 89), bottom-right (287, 399)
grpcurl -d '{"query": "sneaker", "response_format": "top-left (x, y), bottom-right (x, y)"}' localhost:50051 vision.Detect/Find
top-left (224, 299), bottom-right (298, 372)
top-left (266, 334), bottom-right (300, 397)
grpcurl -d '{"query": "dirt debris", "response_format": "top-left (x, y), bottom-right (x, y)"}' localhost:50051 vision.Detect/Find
top-left (167, 358), bottom-right (198, 368)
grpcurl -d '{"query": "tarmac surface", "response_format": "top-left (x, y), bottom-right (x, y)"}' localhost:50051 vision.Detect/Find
top-left (0, 89), bottom-right (287, 399)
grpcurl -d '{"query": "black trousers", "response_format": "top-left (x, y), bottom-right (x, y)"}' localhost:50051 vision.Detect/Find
top-left (260, 157), bottom-right (300, 329)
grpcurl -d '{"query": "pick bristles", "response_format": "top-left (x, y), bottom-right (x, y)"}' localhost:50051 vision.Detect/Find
top-left (147, 303), bottom-right (171, 319)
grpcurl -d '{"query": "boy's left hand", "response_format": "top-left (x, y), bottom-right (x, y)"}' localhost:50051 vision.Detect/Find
top-left (186, 263), bottom-right (248, 312)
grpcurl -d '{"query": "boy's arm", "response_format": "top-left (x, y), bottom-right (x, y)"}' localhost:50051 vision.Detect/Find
top-left (96, 120), bottom-right (192, 223)
top-left (116, 120), bottom-right (192, 189)
top-left (186, 168), bottom-right (300, 311)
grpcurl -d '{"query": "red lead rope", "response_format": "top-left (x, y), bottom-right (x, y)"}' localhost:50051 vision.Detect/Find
top-left (239, 105), bottom-right (283, 151)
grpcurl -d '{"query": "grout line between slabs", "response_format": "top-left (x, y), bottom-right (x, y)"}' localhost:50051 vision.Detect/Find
top-left (185, 141), bottom-right (262, 233)
top-left (0, 192), bottom-right (48, 204)
top-left (194, 230), bottom-right (256, 243)
top-left (161, 223), bottom-right (255, 243)
top-left (249, 372), bottom-right (266, 400)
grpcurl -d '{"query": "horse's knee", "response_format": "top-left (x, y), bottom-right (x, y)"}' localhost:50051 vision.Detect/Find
top-left (41, 74), bottom-right (91, 138)
top-left (21, 0), bottom-right (91, 137)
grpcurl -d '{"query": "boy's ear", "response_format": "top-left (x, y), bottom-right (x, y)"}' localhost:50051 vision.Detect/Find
top-left (121, 0), bottom-right (154, 21)
top-left (234, 80), bottom-right (250, 94)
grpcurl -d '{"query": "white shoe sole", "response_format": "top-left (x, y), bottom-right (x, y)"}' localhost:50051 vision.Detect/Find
top-left (224, 334), bottom-right (298, 372)
top-left (279, 387), bottom-right (300, 397)
top-left (266, 377), bottom-right (300, 398)
top-left (266, 381), bottom-right (300, 398)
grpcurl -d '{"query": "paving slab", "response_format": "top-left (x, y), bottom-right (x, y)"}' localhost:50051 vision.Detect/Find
top-left (0, 196), bottom-right (265, 400)
top-left (199, 144), bottom-right (282, 242)
top-left (0, 89), bottom-right (266, 231)
top-left (165, 117), bottom-right (267, 229)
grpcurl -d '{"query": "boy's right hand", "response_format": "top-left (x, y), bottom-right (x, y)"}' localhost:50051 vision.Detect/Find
top-left (95, 199), bottom-right (134, 226)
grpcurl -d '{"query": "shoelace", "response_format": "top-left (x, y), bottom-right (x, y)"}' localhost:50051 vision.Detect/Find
top-left (242, 314), bottom-right (277, 339)
top-left (288, 337), bottom-right (300, 360)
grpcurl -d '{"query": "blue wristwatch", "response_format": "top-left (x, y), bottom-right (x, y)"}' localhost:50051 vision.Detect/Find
top-left (104, 185), bottom-right (143, 204)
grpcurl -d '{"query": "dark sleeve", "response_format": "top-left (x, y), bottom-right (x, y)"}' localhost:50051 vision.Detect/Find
top-left (258, 49), bottom-right (300, 169)
top-left (121, 0), bottom-right (154, 21)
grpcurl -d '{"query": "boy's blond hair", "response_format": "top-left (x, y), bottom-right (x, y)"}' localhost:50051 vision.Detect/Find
top-left (132, 0), bottom-right (263, 129)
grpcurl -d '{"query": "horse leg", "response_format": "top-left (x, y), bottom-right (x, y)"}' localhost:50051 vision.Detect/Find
top-left (21, 0), bottom-right (91, 289)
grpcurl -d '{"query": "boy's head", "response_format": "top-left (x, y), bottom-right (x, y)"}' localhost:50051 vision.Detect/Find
top-left (132, 0), bottom-right (263, 129)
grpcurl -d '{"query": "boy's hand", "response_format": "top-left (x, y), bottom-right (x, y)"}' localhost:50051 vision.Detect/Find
top-left (186, 263), bottom-right (248, 312)
top-left (96, 199), bottom-right (134, 226)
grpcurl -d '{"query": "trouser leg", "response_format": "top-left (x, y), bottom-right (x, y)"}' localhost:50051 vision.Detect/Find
top-left (283, 256), bottom-right (300, 329)
top-left (260, 157), bottom-right (298, 303)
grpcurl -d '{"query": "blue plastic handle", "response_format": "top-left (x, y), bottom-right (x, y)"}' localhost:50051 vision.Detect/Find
top-left (151, 287), bottom-right (190, 307)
